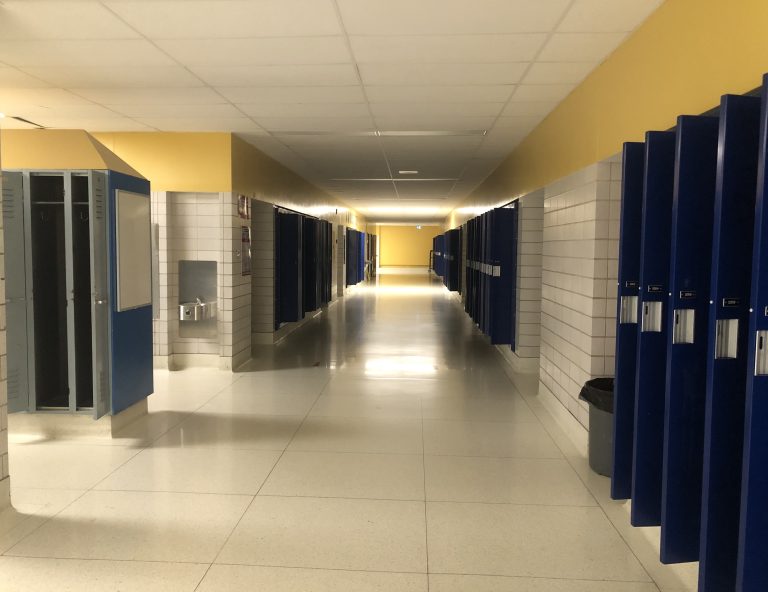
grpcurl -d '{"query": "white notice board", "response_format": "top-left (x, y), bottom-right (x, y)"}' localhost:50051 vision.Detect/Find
top-left (116, 190), bottom-right (152, 311)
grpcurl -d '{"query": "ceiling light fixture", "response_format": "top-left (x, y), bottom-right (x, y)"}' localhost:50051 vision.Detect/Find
top-left (398, 170), bottom-right (419, 175)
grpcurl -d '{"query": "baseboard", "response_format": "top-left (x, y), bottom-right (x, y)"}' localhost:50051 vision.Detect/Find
top-left (169, 353), bottom-right (219, 369)
top-left (0, 476), bottom-right (9, 511)
top-left (536, 380), bottom-right (589, 457)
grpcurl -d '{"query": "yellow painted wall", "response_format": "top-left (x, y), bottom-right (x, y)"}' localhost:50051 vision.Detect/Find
top-left (93, 132), bottom-right (232, 192)
top-left (1, 129), bottom-right (143, 177)
top-left (379, 225), bottom-right (441, 267)
top-left (448, 0), bottom-right (768, 228)
top-left (2, 129), bottom-right (366, 228)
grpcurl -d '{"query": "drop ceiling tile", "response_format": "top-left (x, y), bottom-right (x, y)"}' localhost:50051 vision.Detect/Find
top-left (539, 32), bottom-right (628, 61)
top-left (0, 88), bottom-right (93, 109)
top-left (191, 65), bottom-right (359, 87)
top-left (523, 62), bottom-right (596, 84)
top-left (559, 0), bottom-right (664, 33)
top-left (0, 67), bottom-right (49, 88)
top-left (18, 104), bottom-right (122, 120)
top-left (218, 86), bottom-right (365, 104)
top-left (311, 160), bottom-right (391, 179)
top-left (350, 34), bottom-right (546, 64)
top-left (365, 85), bottom-right (515, 104)
top-left (502, 101), bottom-right (558, 117)
top-left (493, 116), bottom-right (543, 132)
top-left (156, 37), bottom-right (351, 67)
top-left (239, 103), bottom-right (369, 118)
top-left (72, 87), bottom-right (224, 106)
top-left (36, 116), bottom-right (155, 132)
top-left (337, 0), bottom-right (570, 34)
top-left (112, 103), bottom-right (243, 118)
top-left (381, 135), bottom-right (484, 151)
top-left (24, 67), bottom-right (204, 88)
top-left (105, 0), bottom-right (341, 38)
top-left (137, 117), bottom-right (264, 133)
top-left (395, 180), bottom-right (457, 199)
top-left (374, 116), bottom-right (496, 132)
top-left (370, 102), bottom-right (504, 118)
top-left (360, 63), bottom-right (527, 86)
top-left (512, 84), bottom-right (575, 101)
top-left (388, 159), bottom-right (467, 178)
top-left (254, 116), bottom-right (376, 132)
top-left (0, 40), bottom-right (175, 68)
top-left (0, 1), bottom-right (140, 40)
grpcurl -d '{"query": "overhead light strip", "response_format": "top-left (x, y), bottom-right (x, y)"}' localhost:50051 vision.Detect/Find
top-left (329, 178), bottom-right (458, 182)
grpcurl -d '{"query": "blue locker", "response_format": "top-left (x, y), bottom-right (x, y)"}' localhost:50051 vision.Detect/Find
top-left (612, 142), bottom-right (646, 501)
top-left (632, 130), bottom-right (676, 527)
top-left (660, 115), bottom-right (719, 564)
top-left (699, 94), bottom-right (761, 592)
top-left (277, 211), bottom-right (303, 324)
top-left (738, 74), bottom-right (768, 592)
top-left (488, 207), bottom-right (518, 345)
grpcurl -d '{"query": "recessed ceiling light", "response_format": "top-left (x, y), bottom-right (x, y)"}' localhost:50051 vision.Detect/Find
top-left (0, 112), bottom-right (5, 119)
top-left (398, 170), bottom-right (419, 175)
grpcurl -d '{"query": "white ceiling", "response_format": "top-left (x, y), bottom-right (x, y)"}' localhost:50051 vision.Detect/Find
top-left (0, 0), bottom-right (664, 221)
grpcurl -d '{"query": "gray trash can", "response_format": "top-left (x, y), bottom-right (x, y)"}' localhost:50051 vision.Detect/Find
top-left (579, 378), bottom-right (614, 477)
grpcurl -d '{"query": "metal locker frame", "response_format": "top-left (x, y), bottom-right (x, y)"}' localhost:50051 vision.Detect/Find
top-left (738, 73), bottom-right (768, 592)
top-left (3, 171), bottom-right (29, 414)
top-left (4, 170), bottom-right (111, 417)
top-left (631, 130), bottom-right (676, 527)
top-left (660, 115), bottom-right (719, 564)
top-left (611, 142), bottom-right (645, 501)
top-left (699, 94), bottom-right (761, 592)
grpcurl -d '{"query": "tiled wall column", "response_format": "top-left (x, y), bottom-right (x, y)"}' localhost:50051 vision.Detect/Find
top-left (0, 173), bottom-right (8, 508)
top-left (497, 189), bottom-right (544, 374)
top-left (251, 200), bottom-right (276, 344)
top-left (538, 158), bottom-right (621, 429)
top-left (153, 191), bottom-right (251, 370)
top-left (222, 192), bottom-right (252, 369)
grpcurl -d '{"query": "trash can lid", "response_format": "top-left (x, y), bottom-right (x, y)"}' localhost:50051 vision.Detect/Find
top-left (579, 377), bottom-right (614, 413)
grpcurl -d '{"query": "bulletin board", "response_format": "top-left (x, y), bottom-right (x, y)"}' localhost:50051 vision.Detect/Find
top-left (116, 190), bottom-right (152, 311)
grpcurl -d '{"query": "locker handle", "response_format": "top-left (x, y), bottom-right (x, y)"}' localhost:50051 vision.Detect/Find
top-left (756, 330), bottom-right (768, 375)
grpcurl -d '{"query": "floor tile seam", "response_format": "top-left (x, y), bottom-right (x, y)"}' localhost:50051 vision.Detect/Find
top-left (254, 493), bottom-right (427, 503)
top-left (210, 560), bottom-right (430, 575)
top-left (87, 487), bottom-right (262, 498)
top-left (0, 553), bottom-right (213, 566)
top-left (1, 442), bottom-right (147, 557)
top-left (420, 396), bottom-right (430, 591)
top-left (491, 354), bottom-right (656, 585)
top-left (202, 371), bottom-right (335, 571)
top-left (425, 569), bottom-right (659, 584)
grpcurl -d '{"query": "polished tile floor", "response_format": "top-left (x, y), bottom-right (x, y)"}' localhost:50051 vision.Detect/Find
top-left (0, 274), bottom-right (692, 591)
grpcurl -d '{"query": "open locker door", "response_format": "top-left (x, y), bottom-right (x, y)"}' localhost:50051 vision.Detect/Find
top-left (3, 171), bottom-right (30, 413)
top-left (89, 171), bottom-right (110, 419)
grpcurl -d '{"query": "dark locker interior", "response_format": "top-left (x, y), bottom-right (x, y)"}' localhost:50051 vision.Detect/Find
top-left (72, 174), bottom-right (94, 409)
top-left (30, 175), bottom-right (69, 409)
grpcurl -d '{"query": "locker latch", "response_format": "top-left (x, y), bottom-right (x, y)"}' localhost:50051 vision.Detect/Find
top-left (755, 330), bottom-right (768, 375)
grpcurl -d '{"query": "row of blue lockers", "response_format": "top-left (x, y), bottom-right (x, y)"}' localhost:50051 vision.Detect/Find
top-left (274, 209), bottom-right (333, 328)
top-left (346, 228), bottom-right (366, 287)
top-left (612, 73), bottom-right (768, 591)
top-left (432, 206), bottom-right (519, 347)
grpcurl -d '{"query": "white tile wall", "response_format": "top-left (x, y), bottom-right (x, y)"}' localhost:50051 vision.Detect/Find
top-left (153, 191), bottom-right (251, 370)
top-left (538, 157), bottom-right (621, 429)
top-left (497, 189), bottom-right (544, 374)
top-left (0, 171), bottom-right (7, 507)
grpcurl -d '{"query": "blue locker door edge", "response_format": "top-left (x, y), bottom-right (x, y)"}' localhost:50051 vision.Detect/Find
top-left (612, 142), bottom-right (645, 501)
top-left (107, 171), bottom-right (153, 415)
top-left (699, 94), bottom-right (761, 592)
top-left (738, 73), bottom-right (768, 592)
top-left (660, 115), bottom-right (719, 564)
top-left (631, 130), bottom-right (676, 527)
